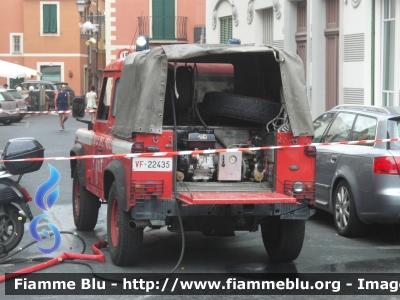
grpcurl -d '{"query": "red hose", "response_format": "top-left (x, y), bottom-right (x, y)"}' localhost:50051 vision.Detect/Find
top-left (0, 241), bottom-right (106, 283)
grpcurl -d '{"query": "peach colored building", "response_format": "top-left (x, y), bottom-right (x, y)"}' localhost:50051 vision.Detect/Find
top-left (106, 0), bottom-right (206, 64)
top-left (1, 0), bottom-right (204, 95)
top-left (0, 0), bottom-right (105, 95)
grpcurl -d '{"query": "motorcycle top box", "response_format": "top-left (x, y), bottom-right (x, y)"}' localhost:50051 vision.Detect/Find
top-left (2, 137), bottom-right (45, 175)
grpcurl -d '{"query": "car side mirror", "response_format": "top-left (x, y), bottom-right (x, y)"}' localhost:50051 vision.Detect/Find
top-left (72, 96), bottom-right (93, 130)
top-left (72, 96), bottom-right (85, 118)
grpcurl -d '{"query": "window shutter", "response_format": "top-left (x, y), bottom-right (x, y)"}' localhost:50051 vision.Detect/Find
top-left (152, 0), bottom-right (175, 39)
top-left (152, 0), bottom-right (163, 39)
top-left (43, 5), bottom-right (50, 33)
top-left (220, 17), bottom-right (232, 44)
top-left (43, 4), bottom-right (57, 33)
top-left (164, 0), bottom-right (175, 39)
top-left (49, 5), bottom-right (57, 33)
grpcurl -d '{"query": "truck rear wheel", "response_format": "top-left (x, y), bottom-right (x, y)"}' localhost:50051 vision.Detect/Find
top-left (261, 219), bottom-right (305, 262)
top-left (72, 168), bottom-right (100, 231)
top-left (107, 181), bottom-right (143, 266)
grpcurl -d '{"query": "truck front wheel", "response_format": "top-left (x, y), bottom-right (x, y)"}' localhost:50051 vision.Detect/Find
top-left (72, 168), bottom-right (100, 231)
top-left (107, 181), bottom-right (143, 266)
top-left (261, 219), bottom-right (305, 262)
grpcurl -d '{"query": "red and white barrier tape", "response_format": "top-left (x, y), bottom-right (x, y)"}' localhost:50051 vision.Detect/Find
top-left (0, 137), bottom-right (398, 163)
top-left (0, 109), bottom-right (97, 115)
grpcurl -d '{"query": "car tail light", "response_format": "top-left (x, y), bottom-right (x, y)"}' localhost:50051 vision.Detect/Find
top-left (18, 185), bottom-right (32, 202)
top-left (304, 145), bottom-right (316, 157)
top-left (131, 142), bottom-right (144, 153)
top-left (373, 156), bottom-right (400, 175)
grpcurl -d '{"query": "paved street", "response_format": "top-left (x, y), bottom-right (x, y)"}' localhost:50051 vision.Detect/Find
top-left (1, 115), bottom-right (400, 299)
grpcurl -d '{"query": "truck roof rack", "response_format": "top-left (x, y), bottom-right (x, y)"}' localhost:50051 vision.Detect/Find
top-left (331, 104), bottom-right (390, 114)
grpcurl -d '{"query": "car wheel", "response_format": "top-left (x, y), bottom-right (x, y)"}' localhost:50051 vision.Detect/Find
top-left (15, 114), bottom-right (25, 122)
top-left (202, 92), bottom-right (282, 124)
top-left (261, 218), bottom-right (305, 262)
top-left (333, 181), bottom-right (368, 237)
top-left (72, 168), bottom-right (101, 231)
top-left (2, 120), bottom-right (12, 125)
top-left (107, 181), bottom-right (143, 266)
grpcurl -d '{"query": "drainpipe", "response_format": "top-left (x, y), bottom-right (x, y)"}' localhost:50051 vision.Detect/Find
top-left (371, 0), bottom-right (375, 106)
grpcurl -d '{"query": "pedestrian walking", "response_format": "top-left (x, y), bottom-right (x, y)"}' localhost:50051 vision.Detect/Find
top-left (54, 84), bottom-right (70, 131)
top-left (86, 85), bottom-right (98, 123)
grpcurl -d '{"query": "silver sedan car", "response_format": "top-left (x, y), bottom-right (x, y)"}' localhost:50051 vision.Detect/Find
top-left (313, 105), bottom-right (400, 237)
top-left (0, 90), bottom-right (19, 125)
top-left (6, 89), bottom-right (27, 122)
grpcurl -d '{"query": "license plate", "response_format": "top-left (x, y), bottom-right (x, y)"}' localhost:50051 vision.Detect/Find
top-left (132, 158), bottom-right (173, 172)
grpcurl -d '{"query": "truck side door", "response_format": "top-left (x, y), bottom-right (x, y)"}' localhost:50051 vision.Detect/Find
top-left (87, 77), bottom-right (119, 195)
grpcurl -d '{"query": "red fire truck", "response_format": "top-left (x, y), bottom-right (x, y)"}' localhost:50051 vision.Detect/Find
top-left (70, 44), bottom-right (316, 266)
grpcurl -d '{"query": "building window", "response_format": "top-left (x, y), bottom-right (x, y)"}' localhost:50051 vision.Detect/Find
top-left (11, 34), bottom-right (22, 54)
top-left (40, 65), bottom-right (61, 81)
top-left (194, 25), bottom-right (206, 44)
top-left (382, 0), bottom-right (395, 106)
top-left (220, 17), bottom-right (232, 44)
top-left (43, 4), bottom-right (58, 33)
top-left (262, 8), bottom-right (273, 45)
top-left (152, 0), bottom-right (175, 39)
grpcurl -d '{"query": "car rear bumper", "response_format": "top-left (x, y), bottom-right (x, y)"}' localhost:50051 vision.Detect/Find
top-left (358, 187), bottom-right (400, 224)
top-left (0, 112), bottom-right (20, 120)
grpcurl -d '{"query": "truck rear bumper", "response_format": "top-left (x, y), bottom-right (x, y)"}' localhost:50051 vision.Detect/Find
top-left (176, 191), bottom-right (297, 205)
top-left (131, 199), bottom-right (314, 220)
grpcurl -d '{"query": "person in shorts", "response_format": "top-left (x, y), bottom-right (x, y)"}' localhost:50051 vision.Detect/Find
top-left (86, 85), bottom-right (98, 123)
top-left (54, 84), bottom-right (70, 131)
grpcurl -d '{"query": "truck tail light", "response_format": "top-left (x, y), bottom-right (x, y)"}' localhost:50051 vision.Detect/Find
top-left (133, 184), bottom-right (142, 192)
top-left (131, 180), bottom-right (164, 197)
top-left (145, 183), bottom-right (157, 193)
top-left (304, 145), bottom-right (316, 157)
top-left (131, 142), bottom-right (144, 153)
top-left (373, 156), bottom-right (400, 175)
top-left (284, 180), bottom-right (315, 203)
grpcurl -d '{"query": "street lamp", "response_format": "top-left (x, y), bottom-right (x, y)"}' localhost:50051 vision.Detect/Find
top-left (76, 0), bottom-right (86, 18)
top-left (76, 0), bottom-right (105, 93)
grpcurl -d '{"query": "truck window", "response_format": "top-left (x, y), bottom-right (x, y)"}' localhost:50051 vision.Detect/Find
top-left (196, 64), bottom-right (234, 103)
top-left (97, 77), bottom-right (113, 121)
top-left (111, 78), bottom-right (120, 118)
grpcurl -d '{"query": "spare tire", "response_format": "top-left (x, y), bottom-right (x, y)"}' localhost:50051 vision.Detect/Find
top-left (202, 92), bottom-right (281, 124)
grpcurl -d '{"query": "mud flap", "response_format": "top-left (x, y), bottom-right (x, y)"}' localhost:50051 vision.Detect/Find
top-left (279, 206), bottom-right (315, 220)
top-left (104, 159), bottom-right (128, 211)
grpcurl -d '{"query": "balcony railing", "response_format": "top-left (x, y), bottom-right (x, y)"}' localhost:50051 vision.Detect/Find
top-left (138, 16), bottom-right (187, 41)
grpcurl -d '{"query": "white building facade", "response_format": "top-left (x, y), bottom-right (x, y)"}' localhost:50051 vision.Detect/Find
top-left (206, 0), bottom-right (399, 119)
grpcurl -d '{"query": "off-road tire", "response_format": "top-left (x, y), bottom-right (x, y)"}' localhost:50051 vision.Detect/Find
top-left (107, 181), bottom-right (143, 266)
top-left (0, 204), bottom-right (25, 254)
top-left (261, 218), bottom-right (305, 262)
top-left (202, 92), bottom-right (281, 124)
top-left (334, 181), bottom-right (368, 237)
top-left (72, 168), bottom-right (100, 231)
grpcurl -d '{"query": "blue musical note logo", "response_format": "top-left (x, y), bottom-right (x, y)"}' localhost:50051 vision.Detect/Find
top-left (29, 164), bottom-right (61, 254)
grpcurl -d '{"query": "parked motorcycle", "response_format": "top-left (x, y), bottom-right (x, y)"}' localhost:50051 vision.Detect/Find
top-left (0, 138), bottom-right (44, 255)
